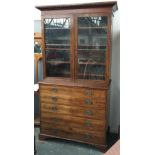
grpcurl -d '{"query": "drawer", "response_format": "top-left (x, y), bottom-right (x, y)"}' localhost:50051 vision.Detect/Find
top-left (41, 112), bottom-right (105, 132)
top-left (40, 84), bottom-right (106, 99)
top-left (40, 84), bottom-right (72, 96)
top-left (40, 95), bottom-right (105, 109)
top-left (72, 87), bottom-right (106, 98)
top-left (41, 103), bottom-right (105, 119)
top-left (41, 122), bottom-right (104, 136)
top-left (40, 92), bottom-right (71, 100)
top-left (40, 124), bottom-right (105, 144)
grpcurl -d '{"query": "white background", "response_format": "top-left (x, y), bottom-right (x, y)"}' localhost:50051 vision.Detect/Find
top-left (0, 0), bottom-right (155, 155)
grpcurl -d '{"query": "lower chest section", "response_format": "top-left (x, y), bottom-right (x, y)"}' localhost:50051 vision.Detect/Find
top-left (39, 84), bottom-right (108, 145)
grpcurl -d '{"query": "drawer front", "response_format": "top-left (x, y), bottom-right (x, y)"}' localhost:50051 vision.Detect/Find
top-left (40, 84), bottom-right (106, 99)
top-left (41, 123), bottom-right (105, 145)
top-left (72, 87), bottom-right (106, 98)
top-left (41, 122), bottom-right (104, 136)
top-left (40, 85), bottom-right (71, 96)
top-left (41, 103), bottom-right (105, 119)
top-left (40, 95), bottom-right (105, 109)
top-left (41, 112), bottom-right (105, 132)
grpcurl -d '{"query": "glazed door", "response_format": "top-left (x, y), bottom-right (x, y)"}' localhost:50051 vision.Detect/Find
top-left (44, 17), bottom-right (72, 78)
top-left (76, 15), bottom-right (108, 80)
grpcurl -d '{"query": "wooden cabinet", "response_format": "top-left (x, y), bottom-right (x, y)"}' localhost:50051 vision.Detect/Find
top-left (36, 1), bottom-right (118, 152)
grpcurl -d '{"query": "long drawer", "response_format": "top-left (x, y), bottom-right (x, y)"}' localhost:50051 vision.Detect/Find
top-left (41, 123), bottom-right (105, 145)
top-left (40, 84), bottom-right (106, 99)
top-left (41, 103), bottom-right (105, 120)
top-left (40, 94), bottom-right (105, 109)
top-left (41, 122), bottom-right (104, 135)
top-left (41, 112), bottom-right (105, 132)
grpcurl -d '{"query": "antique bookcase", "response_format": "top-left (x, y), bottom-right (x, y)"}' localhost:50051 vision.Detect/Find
top-left (36, 1), bottom-right (118, 152)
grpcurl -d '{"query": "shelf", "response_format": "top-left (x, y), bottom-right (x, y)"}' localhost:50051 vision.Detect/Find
top-left (78, 26), bottom-right (107, 29)
top-left (46, 48), bottom-right (70, 51)
top-left (46, 43), bottom-right (70, 46)
top-left (78, 73), bottom-right (105, 77)
top-left (45, 28), bottom-right (70, 30)
top-left (47, 73), bottom-right (70, 77)
top-left (78, 62), bottom-right (105, 65)
top-left (78, 49), bottom-right (106, 51)
top-left (46, 61), bottom-right (70, 64)
top-left (78, 44), bottom-right (106, 47)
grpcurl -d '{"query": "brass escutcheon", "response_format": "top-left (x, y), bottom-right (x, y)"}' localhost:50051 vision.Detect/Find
top-left (51, 106), bottom-right (57, 111)
top-left (84, 110), bottom-right (93, 116)
top-left (51, 87), bottom-right (58, 93)
top-left (52, 128), bottom-right (58, 134)
top-left (84, 99), bottom-right (92, 105)
top-left (83, 133), bottom-right (92, 140)
top-left (51, 96), bottom-right (58, 102)
top-left (85, 89), bottom-right (92, 96)
top-left (85, 120), bottom-right (92, 127)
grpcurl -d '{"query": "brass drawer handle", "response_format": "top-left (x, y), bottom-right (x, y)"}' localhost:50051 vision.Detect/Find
top-left (84, 99), bottom-right (92, 105)
top-left (51, 106), bottom-right (57, 111)
top-left (51, 87), bottom-right (58, 93)
top-left (51, 97), bottom-right (58, 102)
top-left (85, 90), bottom-right (92, 96)
top-left (83, 133), bottom-right (92, 140)
top-left (84, 110), bottom-right (93, 116)
top-left (51, 117), bottom-right (59, 123)
top-left (51, 128), bottom-right (59, 135)
top-left (84, 120), bottom-right (92, 127)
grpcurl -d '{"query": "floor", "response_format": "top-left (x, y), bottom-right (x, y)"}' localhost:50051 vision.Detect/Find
top-left (34, 128), bottom-right (118, 155)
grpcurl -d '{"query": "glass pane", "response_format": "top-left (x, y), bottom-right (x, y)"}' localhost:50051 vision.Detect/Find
top-left (44, 18), bottom-right (70, 48)
top-left (44, 18), bottom-right (71, 77)
top-left (46, 63), bottom-right (70, 77)
top-left (77, 16), bottom-right (108, 80)
top-left (46, 49), bottom-right (70, 77)
top-left (78, 16), bottom-right (107, 27)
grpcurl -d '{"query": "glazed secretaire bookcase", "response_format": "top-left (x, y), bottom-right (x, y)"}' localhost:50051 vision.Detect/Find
top-left (36, 1), bottom-right (118, 151)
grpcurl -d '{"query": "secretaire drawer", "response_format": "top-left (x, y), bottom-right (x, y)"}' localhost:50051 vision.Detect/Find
top-left (41, 103), bottom-right (105, 119)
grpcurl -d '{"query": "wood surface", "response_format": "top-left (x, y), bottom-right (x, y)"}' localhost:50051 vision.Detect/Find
top-left (41, 112), bottom-right (105, 132)
top-left (41, 103), bottom-right (105, 119)
top-left (36, 1), bottom-right (118, 13)
top-left (39, 77), bottom-right (109, 89)
top-left (40, 126), bottom-right (105, 145)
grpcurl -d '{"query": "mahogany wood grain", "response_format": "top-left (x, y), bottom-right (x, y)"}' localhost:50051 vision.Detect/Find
top-left (40, 84), bottom-right (106, 98)
top-left (41, 127), bottom-right (105, 145)
top-left (41, 17), bottom-right (46, 78)
top-left (40, 96), bottom-right (105, 109)
top-left (39, 77), bottom-right (109, 89)
top-left (41, 112), bottom-right (105, 132)
top-left (41, 103), bottom-right (105, 120)
top-left (41, 121), bottom-right (104, 136)
top-left (36, 1), bottom-right (117, 12)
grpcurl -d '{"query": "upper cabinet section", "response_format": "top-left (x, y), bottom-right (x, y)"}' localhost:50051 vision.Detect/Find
top-left (36, 1), bottom-right (118, 82)
top-left (44, 17), bottom-right (71, 77)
